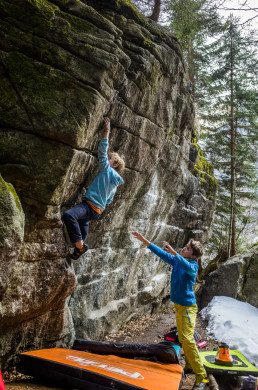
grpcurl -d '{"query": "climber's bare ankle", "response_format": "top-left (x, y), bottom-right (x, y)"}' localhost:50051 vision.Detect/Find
top-left (75, 240), bottom-right (83, 249)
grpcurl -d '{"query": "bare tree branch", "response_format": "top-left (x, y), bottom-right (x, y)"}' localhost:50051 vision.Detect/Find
top-left (217, 7), bottom-right (258, 11)
top-left (239, 14), bottom-right (258, 25)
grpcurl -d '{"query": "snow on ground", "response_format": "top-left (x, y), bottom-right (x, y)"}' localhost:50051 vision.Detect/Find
top-left (200, 296), bottom-right (258, 366)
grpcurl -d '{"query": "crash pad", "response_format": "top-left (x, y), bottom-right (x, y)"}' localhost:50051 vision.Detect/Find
top-left (19, 348), bottom-right (183, 390)
top-left (200, 349), bottom-right (258, 376)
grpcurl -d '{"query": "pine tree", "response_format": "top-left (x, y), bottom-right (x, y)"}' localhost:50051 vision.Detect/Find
top-left (199, 18), bottom-right (258, 257)
top-left (165, 0), bottom-right (222, 98)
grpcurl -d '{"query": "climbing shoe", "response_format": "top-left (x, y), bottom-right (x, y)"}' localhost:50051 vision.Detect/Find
top-left (192, 379), bottom-right (209, 390)
top-left (70, 243), bottom-right (89, 260)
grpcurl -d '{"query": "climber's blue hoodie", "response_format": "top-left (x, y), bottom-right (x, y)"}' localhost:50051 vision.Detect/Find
top-left (83, 138), bottom-right (124, 211)
top-left (148, 243), bottom-right (198, 306)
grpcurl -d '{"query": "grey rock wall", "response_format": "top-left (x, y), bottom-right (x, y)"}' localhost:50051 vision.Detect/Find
top-left (0, 0), bottom-right (216, 368)
top-left (196, 246), bottom-right (258, 310)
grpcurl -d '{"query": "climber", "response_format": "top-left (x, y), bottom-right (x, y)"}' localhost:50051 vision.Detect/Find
top-left (62, 117), bottom-right (125, 260)
top-left (131, 231), bottom-right (209, 390)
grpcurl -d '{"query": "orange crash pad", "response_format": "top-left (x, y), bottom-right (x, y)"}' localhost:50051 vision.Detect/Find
top-left (19, 348), bottom-right (183, 390)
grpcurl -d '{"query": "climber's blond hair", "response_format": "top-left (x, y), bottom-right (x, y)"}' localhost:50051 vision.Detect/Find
top-left (108, 152), bottom-right (125, 175)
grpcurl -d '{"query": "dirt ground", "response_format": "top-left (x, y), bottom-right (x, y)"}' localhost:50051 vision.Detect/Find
top-left (3, 308), bottom-right (218, 390)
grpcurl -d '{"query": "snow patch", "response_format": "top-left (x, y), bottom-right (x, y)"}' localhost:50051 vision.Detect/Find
top-left (200, 296), bottom-right (258, 366)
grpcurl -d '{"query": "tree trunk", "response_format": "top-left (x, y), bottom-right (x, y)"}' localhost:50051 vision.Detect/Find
top-left (150, 0), bottom-right (161, 22)
top-left (228, 22), bottom-right (237, 257)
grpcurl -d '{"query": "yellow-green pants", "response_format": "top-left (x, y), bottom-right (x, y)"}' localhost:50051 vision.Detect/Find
top-left (174, 303), bottom-right (207, 383)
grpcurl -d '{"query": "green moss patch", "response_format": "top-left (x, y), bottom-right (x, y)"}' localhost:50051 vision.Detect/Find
top-left (110, 0), bottom-right (172, 41)
top-left (1, 0), bottom-right (100, 42)
top-left (0, 176), bottom-right (22, 213)
top-left (5, 51), bottom-right (60, 116)
top-left (2, 50), bottom-right (85, 119)
top-left (190, 138), bottom-right (218, 197)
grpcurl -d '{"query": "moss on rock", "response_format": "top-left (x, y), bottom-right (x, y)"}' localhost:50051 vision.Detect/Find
top-left (0, 175), bottom-right (23, 216)
top-left (0, 174), bottom-right (24, 300)
top-left (190, 138), bottom-right (218, 197)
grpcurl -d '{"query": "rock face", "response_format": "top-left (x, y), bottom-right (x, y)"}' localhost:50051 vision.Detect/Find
top-left (0, 0), bottom-right (216, 368)
top-left (0, 176), bottom-right (24, 301)
top-left (196, 246), bottom-right (258, 310)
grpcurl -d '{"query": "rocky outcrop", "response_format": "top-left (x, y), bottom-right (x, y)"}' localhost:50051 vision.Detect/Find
top-left (0, 0), bottom-right (217, 368)
top-left (196, 246), bottom-right (258, 310)
top-left (0, 176), bottom-right (24, 301)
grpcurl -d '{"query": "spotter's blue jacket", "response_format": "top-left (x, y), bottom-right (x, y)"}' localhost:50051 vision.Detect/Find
top-left (83, 139), bottom-right (124, 211)
top-left (148, 243), bottom-right (198, 306)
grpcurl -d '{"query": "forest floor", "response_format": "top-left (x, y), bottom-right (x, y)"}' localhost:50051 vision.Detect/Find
top-left (3, 307), bottom-right (218, 390)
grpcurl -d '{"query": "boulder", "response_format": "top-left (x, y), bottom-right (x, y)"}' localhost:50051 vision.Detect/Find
top-left (196, 246), bottom-right (258, 310)
top-left (0, 0), bottom-right (217, 368)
